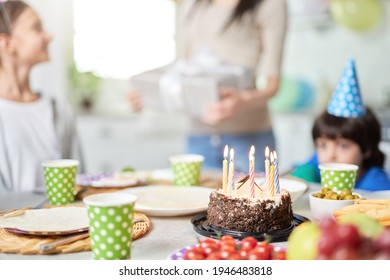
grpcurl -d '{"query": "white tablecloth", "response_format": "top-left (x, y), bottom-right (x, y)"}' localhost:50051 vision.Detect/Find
top-left (1, 184), bottom-right (389, 260)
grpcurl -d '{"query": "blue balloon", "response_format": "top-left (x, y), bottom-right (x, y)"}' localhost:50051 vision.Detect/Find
top-left (294, 79), bottom-right (315, 109)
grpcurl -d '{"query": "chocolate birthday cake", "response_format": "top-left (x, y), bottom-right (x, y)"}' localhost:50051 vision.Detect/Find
top-left (207, 177), bottom-right (293, 233)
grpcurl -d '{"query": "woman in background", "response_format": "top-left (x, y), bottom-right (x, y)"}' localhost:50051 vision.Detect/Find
top-left (130, 0), bottom-right (287, 172)
top-left (0, 0), bottom-right (82, 192)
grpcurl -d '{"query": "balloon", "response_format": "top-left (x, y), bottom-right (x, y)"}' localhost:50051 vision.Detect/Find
top-left (269, 77), bottom-right (315, 112)
top-left (330, 0), bottom-right (381, 32)
top-left (269, 77), bottom-right (300, 112)
top-left (295, 79), bottom-right (315, 109)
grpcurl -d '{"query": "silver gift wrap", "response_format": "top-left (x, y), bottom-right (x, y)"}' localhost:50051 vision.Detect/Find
top-left (131, 50), bottom-right (254, 118)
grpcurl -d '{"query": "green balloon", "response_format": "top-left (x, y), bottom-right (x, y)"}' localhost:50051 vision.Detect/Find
top-left (330, 0), bottom-right (381, 32)
top-left (269, 77), bottom-right (299, 112)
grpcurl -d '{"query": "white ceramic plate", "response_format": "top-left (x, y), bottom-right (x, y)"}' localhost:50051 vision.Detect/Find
top-left (254, 177), bottom-right (308, 202)
top-left (90, 178), bottom-right (140, 188)
top-left (120, 185), bottom-right (213, 217)
top-left (0, 207), bottom-right (89, 236)
top-left (77, 172), bottom-right (149, 188)
top-left (151, 169), bottom-right (173, 181)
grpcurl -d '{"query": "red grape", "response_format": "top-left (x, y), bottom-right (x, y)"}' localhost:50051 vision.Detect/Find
top-left (318, 234), bottom-right (338, 255)
top-left (308, 217), bottom-right (390, 260)
top-left (318, 216), bottom-right (337, 232)
top-left (374, 251), bottom-right (390, 260)
top-left (316, 253), bottom-right (330, 260)
top-left (359, 237), bottom-right (376, 259)
top-left (374, 227), bottom-right (390, 252)
top-left (330, 245), bottom-right (360, 260)
top-left (336, 224), bottom-right (361, 246)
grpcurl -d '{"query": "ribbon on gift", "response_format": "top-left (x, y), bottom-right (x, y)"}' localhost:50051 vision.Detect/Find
top-left (158, 48), bottom-right (254, 113)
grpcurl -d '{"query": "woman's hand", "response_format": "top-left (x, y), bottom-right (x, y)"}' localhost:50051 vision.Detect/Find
top-left (201, 87), bottom-right (246, 125)
top-left (127, 90), bottom-right (142, 112)
top-left (200, 76), bottom-right (280, 125)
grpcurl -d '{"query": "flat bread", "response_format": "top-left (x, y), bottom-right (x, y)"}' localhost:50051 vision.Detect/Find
top-left (0, 207), bottom-right (88, 232)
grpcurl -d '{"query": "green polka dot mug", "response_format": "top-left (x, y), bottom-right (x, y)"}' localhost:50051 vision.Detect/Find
top-left (319, 163), bottom-right (358, 192)
top-left (169, 154), bottom-right (204, 186)
top-left (42, 159), bottom-right (79, 205)
top-left (83, 193), bottom-right (138, 260)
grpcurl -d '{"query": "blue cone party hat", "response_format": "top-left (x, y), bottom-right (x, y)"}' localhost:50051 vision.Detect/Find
top-left (327, 58), bottom-right (365, 118)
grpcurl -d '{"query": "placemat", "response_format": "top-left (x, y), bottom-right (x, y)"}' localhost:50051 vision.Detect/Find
top-left (0, 211), bottom-right (150, 255)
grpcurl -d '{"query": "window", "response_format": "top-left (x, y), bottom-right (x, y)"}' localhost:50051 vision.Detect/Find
top-left (73, 0), bottom-right (176, 79)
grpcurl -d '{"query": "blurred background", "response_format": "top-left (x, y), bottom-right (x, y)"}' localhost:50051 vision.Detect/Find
top-left (28, 0), bottom-right (390, 173)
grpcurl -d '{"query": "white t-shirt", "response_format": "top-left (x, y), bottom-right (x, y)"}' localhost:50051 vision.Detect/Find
top-left (0, 97), bottom-right (61, 191)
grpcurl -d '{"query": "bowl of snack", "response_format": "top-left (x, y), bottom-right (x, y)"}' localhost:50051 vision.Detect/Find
top-left (309, 188), bottom-right (362, 221)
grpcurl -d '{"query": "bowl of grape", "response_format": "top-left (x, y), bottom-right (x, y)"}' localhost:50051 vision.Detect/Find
top-left (287, 215), bottom-right (390, 259)
top-left (309, 188), bottom-right (362, 221)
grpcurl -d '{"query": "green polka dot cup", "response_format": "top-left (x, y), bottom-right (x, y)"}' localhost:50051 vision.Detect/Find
top-left (169, 154), bottom-right (204, 186)
top-left (83, 193), bottom-right (137, 260)
top-left (42, 160), bottom-right (79, 205)
top-left (319, 163), bottom-right (358, 192)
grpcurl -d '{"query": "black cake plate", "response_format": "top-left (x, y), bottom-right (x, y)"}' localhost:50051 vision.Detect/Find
top-left (191, 212), bottom-right (309, 242)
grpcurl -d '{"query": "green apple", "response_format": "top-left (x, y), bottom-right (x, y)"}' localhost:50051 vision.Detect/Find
top-left (339, 213), bottom-right (383, 238)
top-left (286, 222), bottom-right (320, 260)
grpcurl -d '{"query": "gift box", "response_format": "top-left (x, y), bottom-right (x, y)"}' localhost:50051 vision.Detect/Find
top-left (131, 59), bottom-right (254, 117)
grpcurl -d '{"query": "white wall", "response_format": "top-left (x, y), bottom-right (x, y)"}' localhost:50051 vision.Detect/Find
top-left (283, 1), bottom-right (390, 108)
top-left (28, 0), bottom-right (73, 99)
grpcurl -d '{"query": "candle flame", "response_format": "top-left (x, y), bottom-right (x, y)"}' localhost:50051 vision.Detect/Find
top-left (224, 145), bottom-right (228, 159)
top-left (230, 148), bottom-right (234, 160)
top-left (270, 151), bottom-right (274, 162)
top-left (273, 151), bottom-right (277, 160)
top-left (265, 146), bottom-right (270, 158)
top-left (250, 145), bottom-right (255, 155)
top-left (249, 151), bottom-right (254, 161)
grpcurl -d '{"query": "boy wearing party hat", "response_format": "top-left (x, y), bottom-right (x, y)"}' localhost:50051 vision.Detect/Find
top-left (290, 58), bottom-right (390, 191)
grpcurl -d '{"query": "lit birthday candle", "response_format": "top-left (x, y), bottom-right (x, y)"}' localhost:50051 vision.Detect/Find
top-left (249, 145), bottom-right (255, 198)
top-left (265, 147), bottom-right (270, 191)
top-left (222, 145), bottom-right (228, 193)
top-left (227, 149), bottom-right (234, 196)
top-left (273, 151), bottom-right (280, 194)
top-left (269, 152), bottom-right (275, 196)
